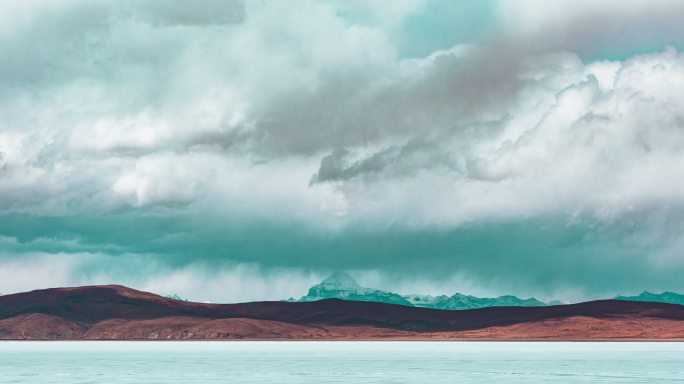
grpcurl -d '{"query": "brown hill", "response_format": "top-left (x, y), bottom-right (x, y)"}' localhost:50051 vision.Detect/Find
top-left (1, 285), bottom-right (684, 340)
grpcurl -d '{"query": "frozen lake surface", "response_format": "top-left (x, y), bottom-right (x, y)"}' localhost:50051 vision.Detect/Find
top-left (1, 341), bottom-right (683, 383)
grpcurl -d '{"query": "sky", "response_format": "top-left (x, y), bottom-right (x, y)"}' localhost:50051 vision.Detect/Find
top-left (2, 0), bottom-right (684, 303)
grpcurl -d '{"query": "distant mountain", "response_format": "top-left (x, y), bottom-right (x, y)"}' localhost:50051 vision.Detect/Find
top-left (615, 291), bottom-right (684, 306)
top-left (293, 272), bottom-right (414, 307)
top-left (292, 272), bottom-right (548, 310)
top-left (405, 293), bottom-right (547, 310)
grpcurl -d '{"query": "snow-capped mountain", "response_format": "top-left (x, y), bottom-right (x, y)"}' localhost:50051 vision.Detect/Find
top-left (291, 272), bottom-right (549, 309)
top-left (294, 272), bottom-right (413, 306)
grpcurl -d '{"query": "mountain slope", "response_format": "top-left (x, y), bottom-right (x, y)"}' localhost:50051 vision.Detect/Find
top-left (2, 284), bottom-right (684, 340)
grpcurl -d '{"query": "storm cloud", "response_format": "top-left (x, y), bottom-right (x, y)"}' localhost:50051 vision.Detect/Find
top-left (1, 0), bottom-right (684, 302)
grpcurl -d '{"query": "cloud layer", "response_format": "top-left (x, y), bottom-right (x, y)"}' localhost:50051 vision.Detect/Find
top-left (2, 0), bottom-right (684, 301)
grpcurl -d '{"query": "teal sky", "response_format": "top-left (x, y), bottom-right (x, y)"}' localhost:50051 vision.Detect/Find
top-left (2, 0), bottom-right (684, 302)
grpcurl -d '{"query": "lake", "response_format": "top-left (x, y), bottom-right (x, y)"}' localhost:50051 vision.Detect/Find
top-left (1, 341), bottom-right (683, 383)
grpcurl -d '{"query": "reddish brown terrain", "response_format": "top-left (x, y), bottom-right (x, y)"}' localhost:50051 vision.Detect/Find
top-left (1, 285), bottom-right (684, 340)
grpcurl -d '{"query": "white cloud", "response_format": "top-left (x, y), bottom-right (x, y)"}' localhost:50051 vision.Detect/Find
top-left (3, 0), bottom-right (684, 229)
top-left (298, 48), bottom-right (684, 229)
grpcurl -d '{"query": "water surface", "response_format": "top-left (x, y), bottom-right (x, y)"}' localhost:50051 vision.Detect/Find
top-left (1, 341), bottom-right (683, 383)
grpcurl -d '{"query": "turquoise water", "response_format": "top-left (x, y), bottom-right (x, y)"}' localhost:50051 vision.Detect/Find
top-left (1, 341), bottom-right (683, 383)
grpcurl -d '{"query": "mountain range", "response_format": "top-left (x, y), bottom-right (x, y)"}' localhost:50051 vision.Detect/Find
top-left (615, 291), bottom-right (684, 306)
top-left (290, 272), bottom-right (684, 309)
top-left (290, 272), bottom-right (549, 310)
top-left (2, 284), bottom-right (684, 340)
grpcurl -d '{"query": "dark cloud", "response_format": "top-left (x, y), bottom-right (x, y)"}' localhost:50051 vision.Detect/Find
top-left (2, 209), bottom-right (684, 299)
top-left (497, 0), bottom-right (684, 59)
top-left (312, 138), bottom-right (455, 183)
top-left (250, 46), bottom-right (523, 156)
